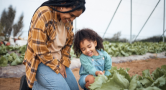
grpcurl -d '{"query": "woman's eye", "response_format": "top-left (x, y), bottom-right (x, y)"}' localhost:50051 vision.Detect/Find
top-left (71, 14), bottom-right (75, 17)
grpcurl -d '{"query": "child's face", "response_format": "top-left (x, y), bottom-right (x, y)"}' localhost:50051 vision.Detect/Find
top-left (80, 39), bottom-right (99, 57)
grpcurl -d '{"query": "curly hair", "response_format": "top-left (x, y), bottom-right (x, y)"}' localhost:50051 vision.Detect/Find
top-left (73, 28), bottom-right (104, 57)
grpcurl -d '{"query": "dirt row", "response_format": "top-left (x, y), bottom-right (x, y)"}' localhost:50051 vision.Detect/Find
top-left (0, 58), bottom-right (166, 90)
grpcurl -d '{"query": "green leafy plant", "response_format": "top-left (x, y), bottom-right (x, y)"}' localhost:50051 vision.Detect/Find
top-left (0, 44), bottom-right (7, 55)
top-left (18, 45), bottom-right (26, 54)
top-left (10, 52), bottom-right (22, 66)
top-left (0, 55), bottom-right (8, 67)
top-left (0, 44), bottom-right (21, 55)
top-left (0, 52), bottom-right (24, 67)
top-left (6, 45), bottom-right (20, 51)
top-left (103, 41), bottom-right (166, 57)
top-left (70, 42), bottom-right (166, 58)
top-left (89, 65), bottom-right (166, 90)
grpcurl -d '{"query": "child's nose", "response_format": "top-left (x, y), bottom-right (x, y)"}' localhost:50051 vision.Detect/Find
top-left (86, 48), bottom-right (90, 52)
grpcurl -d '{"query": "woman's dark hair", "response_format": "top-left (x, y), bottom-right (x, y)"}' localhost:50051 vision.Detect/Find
top-left (73, 28), bottom-right (104, 57)
top-left (41, 0), bottom-right (86, 13)
top-left (30, 0), bottom-right (85, 27)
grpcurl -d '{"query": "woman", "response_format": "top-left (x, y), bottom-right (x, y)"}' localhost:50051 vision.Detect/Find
top-left (20, 0), bottom-right (86, 90)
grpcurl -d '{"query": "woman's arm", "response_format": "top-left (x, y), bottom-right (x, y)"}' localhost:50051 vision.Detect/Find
top-left (31, 9), bottom-right (61, 74)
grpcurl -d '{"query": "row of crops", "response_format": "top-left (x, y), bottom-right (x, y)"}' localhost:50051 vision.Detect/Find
top-left (71, 41), bottom-right (166, 58)
top-left (89, 65), bottom-right (166, 90)
top-left (0, 44), bottom-right (26, 67)
top-left (103, 41), bottom-right (166, 57)
top-left (0, 42), bottom-right (166, 67)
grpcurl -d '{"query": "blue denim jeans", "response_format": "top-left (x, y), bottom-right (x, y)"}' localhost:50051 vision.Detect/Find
top-left (79, 75), bottom-right (88, 90)
top-left (32, 63), bottom-right (79, 90)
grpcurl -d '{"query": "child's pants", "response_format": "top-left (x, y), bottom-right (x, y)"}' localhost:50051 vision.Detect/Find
top-left (79, 75), bottom-right (89, 90)
top-left (32, 63), bottom-right (79, 90)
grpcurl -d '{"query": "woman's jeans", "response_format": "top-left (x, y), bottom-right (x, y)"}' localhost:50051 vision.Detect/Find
top-left (32, 63), bottom-right (79, 90)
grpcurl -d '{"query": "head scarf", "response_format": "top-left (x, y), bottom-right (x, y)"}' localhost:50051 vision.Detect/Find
top-left (41, 0), bottom-right (86, 13)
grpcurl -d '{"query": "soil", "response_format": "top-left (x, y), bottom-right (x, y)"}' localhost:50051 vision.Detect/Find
top-left (0, 58), bottom-right (166, 90)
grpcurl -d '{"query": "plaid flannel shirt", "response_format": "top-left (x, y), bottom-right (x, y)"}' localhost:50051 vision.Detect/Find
top-left (23, 6), bottom-right (74, 88)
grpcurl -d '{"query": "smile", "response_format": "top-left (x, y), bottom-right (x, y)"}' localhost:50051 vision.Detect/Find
top-left (87, 52), bottom-right (93, 56)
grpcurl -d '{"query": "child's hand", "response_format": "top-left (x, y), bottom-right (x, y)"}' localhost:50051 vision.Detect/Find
top-left (95, 71), bottom-right (104, 76)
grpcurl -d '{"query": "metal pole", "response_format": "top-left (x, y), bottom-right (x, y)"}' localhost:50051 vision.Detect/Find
top-left (133, 0), bottom-right (161, 41)
top-left (130, 0), bottom-right (132, 44)
top-left (163, 0), bottom-right (165, 42)
top-left (160, 29), bottom-right (165, 38)
top-left (102, 0), bottom-right (122, 39)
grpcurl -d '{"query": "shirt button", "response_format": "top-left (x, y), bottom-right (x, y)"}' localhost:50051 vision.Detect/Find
top-left (92, 59), bottom-right (94, 61)
top-left (103, 57), bottom-right (104, 60)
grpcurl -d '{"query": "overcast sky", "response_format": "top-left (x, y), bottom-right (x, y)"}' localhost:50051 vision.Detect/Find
top-left (0, 0), bottom-right (165, 40)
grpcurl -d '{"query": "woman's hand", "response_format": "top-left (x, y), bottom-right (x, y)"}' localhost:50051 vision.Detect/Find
top-left (60, 64), bottom-right (67, 78)
top-left (95, 71), bottom-right (104, 76)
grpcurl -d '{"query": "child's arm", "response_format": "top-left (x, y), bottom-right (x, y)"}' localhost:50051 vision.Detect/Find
top-left (80, 54), bottom-right (98, 76)
top-left (103, 51), bottom-right (112, 76)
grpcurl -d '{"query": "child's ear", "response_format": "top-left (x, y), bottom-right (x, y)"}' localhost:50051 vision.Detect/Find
top-left (94, 40), bottom-right (97, 47)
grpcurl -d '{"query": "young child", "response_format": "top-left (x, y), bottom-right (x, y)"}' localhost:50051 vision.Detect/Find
top-left (73, 28), bottom-right (112, 90)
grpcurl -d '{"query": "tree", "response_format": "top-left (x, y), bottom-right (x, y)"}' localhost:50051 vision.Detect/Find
top-left (0, 22), bottom-right (3, 33)
top-left (0, 10), bottom-right (7, 34)
top-left (104, 31), bottom-right (125, 42)
top-left (0, 5), bottom-right (24, 37)
top-left (111, 31), bottom-right (121, 41)
top-left (13, 14), bottom-right (23, 37)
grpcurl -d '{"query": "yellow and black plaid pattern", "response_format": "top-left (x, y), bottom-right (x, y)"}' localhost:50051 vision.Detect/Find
top-left (23, 6), bottom-right (74, 88)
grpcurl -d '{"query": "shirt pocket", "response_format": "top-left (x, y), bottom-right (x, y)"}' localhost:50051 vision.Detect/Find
top-left (92, 57), bottom-right (105, 67)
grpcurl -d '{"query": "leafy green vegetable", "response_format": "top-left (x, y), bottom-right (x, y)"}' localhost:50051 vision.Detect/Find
top-left (6, 45), bottom-right (20, 51)
top-left (89, 65), bottom-right (166, 90)
top-left (10, 52), bottom-right (23, 66)
top-left (128, 75), bottom-right (138, 90)
top-left (105, 42), bottom-right (166, 57)
top-left (0, 44), bottom-right (25, 55)
top-left (8, 55), bottom-right (13, 63)
top-left (70, 41), bottom-right (166, 58)
top-left (11, 57), bottom-right (22, 66)
top-left (89, 75), bottom-right (108, 90)
top-left (18, 45), bottom-right (26, 54)
top-left (0, 44), bottom-right (7, 55)
top-left (19, 53), bottom-right (25, 62)
top-left (0, 55), bottom-right (8, 67)
top-left (0, 52), bottom-right (24, 67)
top-left (10, 52), bottom-right (18, 60)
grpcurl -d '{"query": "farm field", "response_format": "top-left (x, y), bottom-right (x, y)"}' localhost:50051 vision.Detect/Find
top-left (0, 58), bottom-right (166, 90)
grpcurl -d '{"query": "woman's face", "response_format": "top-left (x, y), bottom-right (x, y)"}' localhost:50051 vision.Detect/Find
top-left (58, 7), bottom-right (83, 23)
